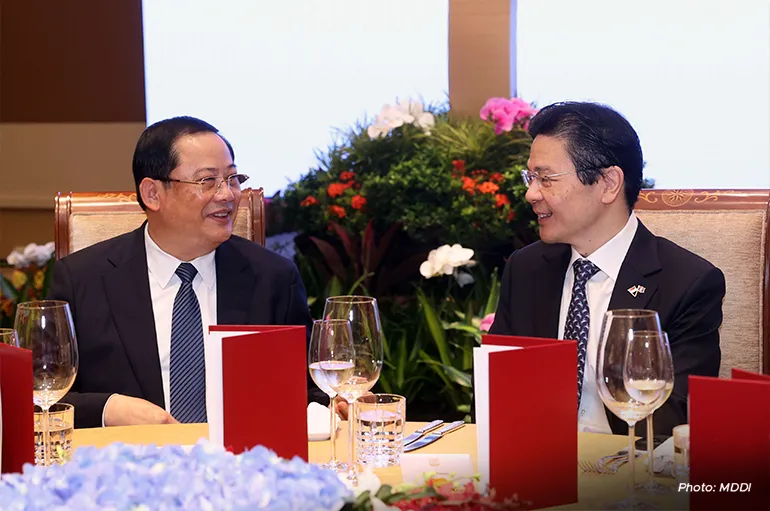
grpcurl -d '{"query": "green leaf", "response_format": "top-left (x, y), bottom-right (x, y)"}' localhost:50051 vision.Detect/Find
top-left (0, 276), bottom-right (20, 301)
top-left (484, 269), bottom-right (500, 316)
top-left (417, 289), bottom-right (451, 366)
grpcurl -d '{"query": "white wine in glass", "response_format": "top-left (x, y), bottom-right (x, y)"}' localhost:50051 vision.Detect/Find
top-left (308, 318), bottom-right (355, 471)
top-left (323, 296), bottom-right (384, 486)
top-left (596, 309), bottom-right (663, 509)
top-left (14, 300), bottom-right (79, 467)
top-left (625, 330), bottom-right (674, 495)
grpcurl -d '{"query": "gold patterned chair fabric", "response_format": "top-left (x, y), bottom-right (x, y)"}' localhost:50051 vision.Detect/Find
top-left (634, 189), bottom-right (770, 376)
top-left (54, 188), bottom-right (265, 259)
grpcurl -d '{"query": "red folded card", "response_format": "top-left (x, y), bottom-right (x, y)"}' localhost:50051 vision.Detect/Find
top-left (205, 325), bottom-right (308, 461)
top-left (474, 335), bottom-right (578, 509)
top-left (689, 371), bottom-right (770, 510)
top-left (0, 342), bottom-right (34, 473)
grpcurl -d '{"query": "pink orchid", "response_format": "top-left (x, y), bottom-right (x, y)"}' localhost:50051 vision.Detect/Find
top-left (479, 313), bottom-right (496, 332)
top-left (480, 97), bottom-right (538, 134)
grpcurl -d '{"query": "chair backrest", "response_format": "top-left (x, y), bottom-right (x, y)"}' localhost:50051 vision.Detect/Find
top-left (634, 189), bottom-right (770, 376)
top-left (54, 188), bottom-right (265, 259)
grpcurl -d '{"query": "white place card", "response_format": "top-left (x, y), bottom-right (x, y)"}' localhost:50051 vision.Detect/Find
top-left (400, 453), bottom-right (474, 485)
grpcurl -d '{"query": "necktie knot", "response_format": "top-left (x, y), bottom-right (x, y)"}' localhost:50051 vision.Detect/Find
top-left (572, 258), bottom-right (599, 285)
top-left (175, 263), bottom-right (198, 284)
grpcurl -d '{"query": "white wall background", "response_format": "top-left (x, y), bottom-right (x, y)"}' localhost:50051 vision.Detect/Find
top-left (517, 0), bottom-right (770, 189)
top-left (142, 0), bottom-right (449, 196)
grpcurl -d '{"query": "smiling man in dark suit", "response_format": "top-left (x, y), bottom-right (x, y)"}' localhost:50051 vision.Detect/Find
top-left (489, 102), bottom-right (724, 436)
top-left (49, 116), bottom-right (314, 428)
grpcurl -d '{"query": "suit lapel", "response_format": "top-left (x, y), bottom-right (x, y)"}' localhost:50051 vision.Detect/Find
top-left (215, 239), bottom-right (254, 325)
top-left (103, 225), bottom-right (165, 407)
top-left (534, 244), bottom-right (571, 338)
top-left (608, 221), bottom-right (661, 312)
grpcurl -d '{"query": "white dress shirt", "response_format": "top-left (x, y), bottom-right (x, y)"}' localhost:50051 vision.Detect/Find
top-left (144, 226), bottom-right (217, 412)
top-left (558, 213), bottom-right (639, 434)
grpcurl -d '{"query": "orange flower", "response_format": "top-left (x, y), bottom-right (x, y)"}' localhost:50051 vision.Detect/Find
top-left (351, 195), bottom-right (367, 210)
top-left (507, 210), bottom-right (516, 222)
top-left (478, 181), bottom-right (500, 194)
top-left (327, 183), bottom-right (348, 198)
top-left (461, 176), bottom-right (476, 194)
top-left (495, 194), bottom-right (510, 208)
top-left (328, 205), bottom-right (346, 218)
top-left (300, 196), bottom-right (318, 207)
top-left (339, 171), bottom-right (355, 181)
top-left (490, 172), bottom-right (505, 183)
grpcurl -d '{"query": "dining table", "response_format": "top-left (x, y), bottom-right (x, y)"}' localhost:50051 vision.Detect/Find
top-left (74, 421), bottom-right (685, 510)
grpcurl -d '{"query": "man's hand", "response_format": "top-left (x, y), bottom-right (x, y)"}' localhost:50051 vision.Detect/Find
top-left (334, 392), bottom-right (374, 420)
top-left (104, 395), bottom-right (179, 426)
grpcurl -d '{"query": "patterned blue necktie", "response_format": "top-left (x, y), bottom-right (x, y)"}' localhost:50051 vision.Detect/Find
top-left (564, 258), bottom-right (600, 408)
top-left (169, 262), bottom-right (207, 423)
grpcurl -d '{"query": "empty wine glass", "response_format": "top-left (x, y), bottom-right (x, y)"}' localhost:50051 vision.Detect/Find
top-left (596, 309), bottom-right (663, 509)
top-left (14, 300), bottom-right (79, 467)
top-left (625, 330), bottom-right (674, 495)
top-left (323, 296), bottom-right (384, 486)
top-left (308, 319), bottom-right (353, 471)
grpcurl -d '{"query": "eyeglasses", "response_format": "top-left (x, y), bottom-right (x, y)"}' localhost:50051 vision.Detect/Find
top-left (520, 170), bottom-right (573, 189)
top-left (160, 173), bottom-right (249, 195)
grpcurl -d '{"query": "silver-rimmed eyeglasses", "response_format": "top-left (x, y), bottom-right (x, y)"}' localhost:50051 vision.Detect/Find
top-left (161, 173), bottom-right (249, 195)
top-left (520, 170), bottom-right (573, 188)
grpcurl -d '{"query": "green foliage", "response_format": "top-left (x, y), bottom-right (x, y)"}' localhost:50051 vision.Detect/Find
top-left (269, 100), bottom-right (539, 418)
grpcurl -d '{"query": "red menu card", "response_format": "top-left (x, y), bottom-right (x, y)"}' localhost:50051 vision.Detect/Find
top-left (474, 335), bottom-right (578, 509)
top-left (0, 342), bottom-right (34, 473)
top-left (205, 325), bottom-right (308, 461)
top-left (689, 370), bottom-right (770, 510)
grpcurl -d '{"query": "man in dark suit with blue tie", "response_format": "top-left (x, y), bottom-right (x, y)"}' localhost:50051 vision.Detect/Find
top-left (49, 117), bottom-right (314, 428)
top-left (489, 102), bottom-right (724, 436)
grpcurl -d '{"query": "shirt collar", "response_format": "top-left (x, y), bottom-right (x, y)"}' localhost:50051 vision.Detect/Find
top-left (144, 225), bottom-right (216, 290)
top-left (569, 213), bottom-right (639, 282)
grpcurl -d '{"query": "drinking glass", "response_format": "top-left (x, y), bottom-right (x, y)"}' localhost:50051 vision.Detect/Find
top-left (0, 328), bottom-right (17, 346)
top-left (596, 309), bottom-right (663, 509)
top-left (308, 319), bottom-right (353, 471)
top-left (626, 331), bottom-right (674, 494)
top-left (14, 301), bottom-right (79, 467)
top-left (323, 296), bottom-right (384, 485)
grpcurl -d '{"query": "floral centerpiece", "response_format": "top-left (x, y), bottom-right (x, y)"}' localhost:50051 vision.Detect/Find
top-left (266, 96), bottom-right (539, 420)
top-left (0, 242), bottom-right (55, 328)
top-left (0, 442), bottom-right (527, 510)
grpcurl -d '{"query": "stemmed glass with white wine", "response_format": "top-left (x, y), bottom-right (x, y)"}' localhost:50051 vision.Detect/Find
top-left (624, 330), bottom-right (674, 495)
top-left (323, 296), bottom-right (383, 486)
top-left (308, 318), bottom-right (355, 471)
top-left (14, 300), bottom-right (79, 467)
top-left (596, 309), bottom-right (666, 509)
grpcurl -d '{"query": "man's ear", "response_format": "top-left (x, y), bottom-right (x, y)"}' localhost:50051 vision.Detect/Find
top-left (600, 166), bottom-right (625, 205)
top-left (139, 178), bottom-right (163, 212)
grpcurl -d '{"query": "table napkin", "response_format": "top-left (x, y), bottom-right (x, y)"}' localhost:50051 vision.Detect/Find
top-left (650, 435), bottom-right (675, 477)
top-left (307, 402), bottom-right (339, 441)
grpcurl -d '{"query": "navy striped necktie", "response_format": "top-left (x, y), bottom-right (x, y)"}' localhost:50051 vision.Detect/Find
top-left (564, 258), bottom-right (600, 409)
top-left (169, 262), bottom-right (207, 423)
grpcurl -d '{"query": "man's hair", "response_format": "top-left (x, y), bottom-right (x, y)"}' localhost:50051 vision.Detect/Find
top-left (132, 116), bottom-right (235, 210)
top-left (527, 102), bottom-right (644, 212)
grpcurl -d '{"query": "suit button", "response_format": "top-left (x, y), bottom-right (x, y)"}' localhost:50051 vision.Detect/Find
top-left (580, 409), bottom-right (586, 417)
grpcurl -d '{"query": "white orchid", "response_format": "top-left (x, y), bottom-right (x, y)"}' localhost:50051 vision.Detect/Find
top-left (5, 241), bottom-right (55, 268)
top-left (419, 243), bottom-right (475, 279)
top-left (367, 99), bottom-right (436, 138)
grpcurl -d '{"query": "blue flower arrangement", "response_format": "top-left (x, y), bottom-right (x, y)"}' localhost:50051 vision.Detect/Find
top-left (0, 441), bottom-right (352, 510)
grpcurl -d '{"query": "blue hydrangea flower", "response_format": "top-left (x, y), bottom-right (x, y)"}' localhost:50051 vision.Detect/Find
top-left (0, 441), bottom-right (352, 510)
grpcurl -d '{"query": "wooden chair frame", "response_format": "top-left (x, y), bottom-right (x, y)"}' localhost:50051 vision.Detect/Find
top-left (54, 188), bottom-right (265, 259)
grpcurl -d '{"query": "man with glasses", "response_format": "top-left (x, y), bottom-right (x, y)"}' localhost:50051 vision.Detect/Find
top-left (489, 102), bottom-right (724, 436)
top-left (49, 116), bottom-right (315, 428)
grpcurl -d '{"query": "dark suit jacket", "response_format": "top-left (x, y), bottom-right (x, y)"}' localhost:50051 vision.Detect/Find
top-left (48, 225), bottom-right (316, 428)
top-left (489, 220), bottom-right (724, 436)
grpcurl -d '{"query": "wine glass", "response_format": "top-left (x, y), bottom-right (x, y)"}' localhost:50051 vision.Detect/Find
top-left (625, 330), bottom-right (674, 494)
top-left (14, 300), bottom-right (79, 467)
top-left (308, 318), bottom-right (354, 471)
top-left (596, 309), bottom-right (663, 509)
top-left (323, 296), bottom-right (384, 485)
